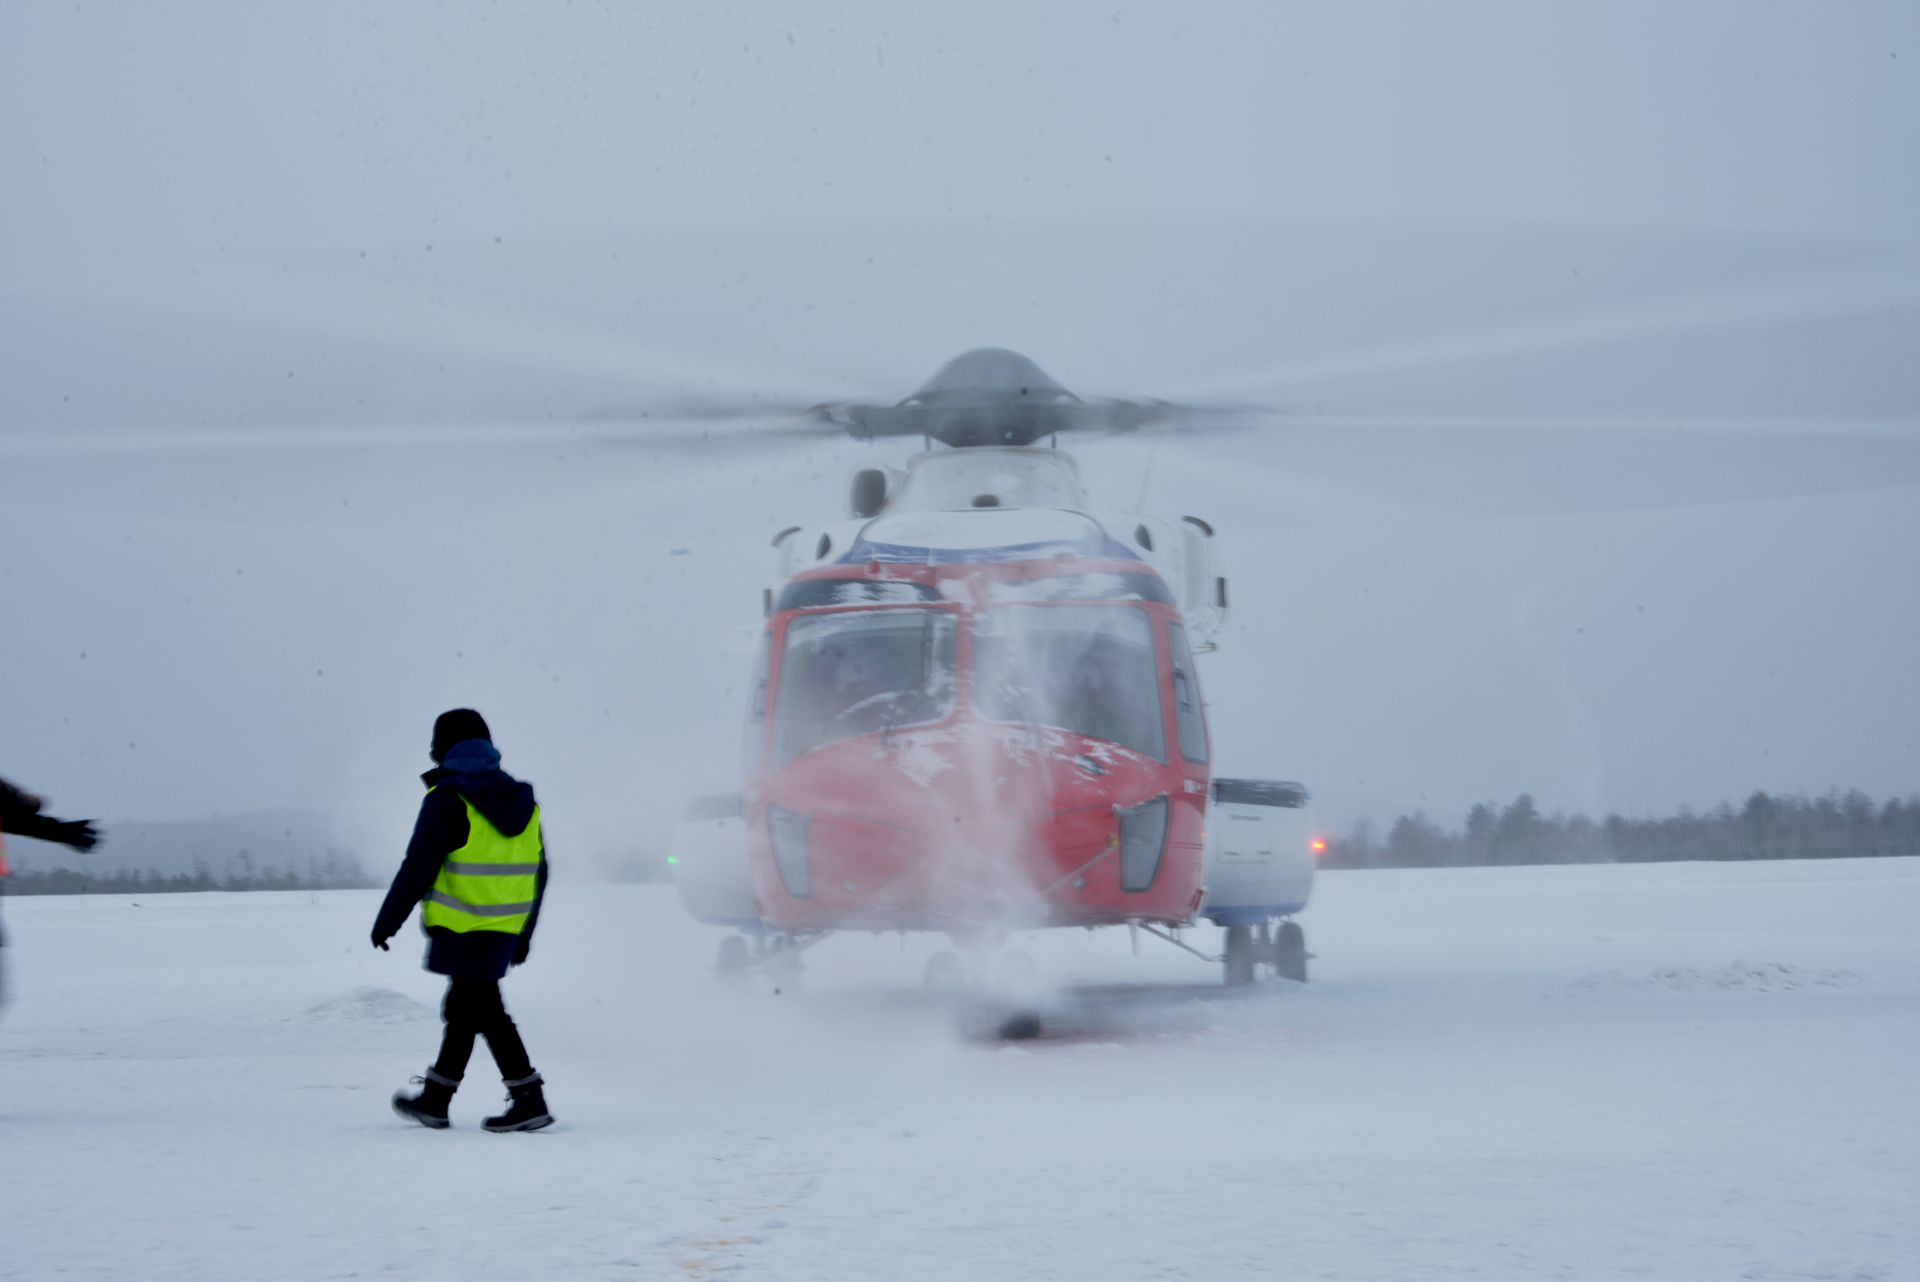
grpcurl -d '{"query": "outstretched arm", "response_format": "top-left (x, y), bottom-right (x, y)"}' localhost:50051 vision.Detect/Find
top-left (0, 777), bottom-right (99, 850)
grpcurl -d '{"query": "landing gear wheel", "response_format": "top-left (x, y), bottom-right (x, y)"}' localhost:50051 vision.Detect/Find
top-left (1223, 925), bottom-right (1255, 987)
top-left (716, 935), bottom-right (750, 974)
top-left (1273, 920), bottom-right (1308, 983)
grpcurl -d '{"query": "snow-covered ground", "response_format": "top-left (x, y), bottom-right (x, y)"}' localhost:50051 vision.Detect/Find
top-left (4, 858), bottom-right (1916, 1281)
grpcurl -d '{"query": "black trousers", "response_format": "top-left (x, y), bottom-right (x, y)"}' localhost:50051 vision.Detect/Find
top-left (430, 976), bottom-right (534, 1083)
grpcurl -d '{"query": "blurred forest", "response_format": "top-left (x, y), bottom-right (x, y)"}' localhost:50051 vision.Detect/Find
top-left (1327, 789), bottom-right (1920, 869)
top-left (5, 848), bottom-right (374, 896)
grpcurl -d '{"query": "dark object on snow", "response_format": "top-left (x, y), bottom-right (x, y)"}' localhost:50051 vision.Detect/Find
top-left (392, 1068), bottom-right (459, 1129)
top-left (997, 1011), bottom-right (1043, 1040)
top-left (483, 1072), bottom-right (554, 1133)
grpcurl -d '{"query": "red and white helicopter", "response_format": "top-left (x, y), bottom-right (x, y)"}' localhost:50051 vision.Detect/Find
top-left (671, 348), bottom-right (1320, 1016)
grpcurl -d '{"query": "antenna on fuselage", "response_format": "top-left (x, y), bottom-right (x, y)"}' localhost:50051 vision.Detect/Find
top-left (1133, 438), bottom-right (1163, 514)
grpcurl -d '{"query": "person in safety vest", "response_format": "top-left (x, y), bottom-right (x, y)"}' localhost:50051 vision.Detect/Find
top-left (372, 709), bottom-right (553, 1132)
top-left (1, 776), bottom-right (101, 1013)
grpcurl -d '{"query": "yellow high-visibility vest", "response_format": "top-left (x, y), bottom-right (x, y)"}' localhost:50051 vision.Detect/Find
top-left (421, 791), bottom-right (543, 935)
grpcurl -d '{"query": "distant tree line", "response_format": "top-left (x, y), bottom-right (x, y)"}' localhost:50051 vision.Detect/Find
top-left (1328, 790), bottom-right (1920, 870)
top-left (3, 849), bottom-right (377, 896)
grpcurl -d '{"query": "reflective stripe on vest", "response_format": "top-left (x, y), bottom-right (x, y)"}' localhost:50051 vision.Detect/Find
top-left (421, 793), bottom-right (543, 935)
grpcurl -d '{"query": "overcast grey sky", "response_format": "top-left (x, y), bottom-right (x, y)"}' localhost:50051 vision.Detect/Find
top-left (2, 2), bottom-right (1916, 855)
top-left (5, 1), bottom-right (1917, 247)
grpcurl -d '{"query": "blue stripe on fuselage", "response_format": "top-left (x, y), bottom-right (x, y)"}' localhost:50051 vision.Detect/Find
top-left (838, 536), bottom-right (1143, 565)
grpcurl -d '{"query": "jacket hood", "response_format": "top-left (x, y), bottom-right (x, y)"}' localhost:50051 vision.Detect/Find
top-left (422, 739), bottom-right (537, 836)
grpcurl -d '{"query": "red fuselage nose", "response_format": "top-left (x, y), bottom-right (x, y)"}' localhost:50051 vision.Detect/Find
top-left (745, 555), bottom-right (1214, 935)
top-left (748, 719), bottom-right (1205, 933)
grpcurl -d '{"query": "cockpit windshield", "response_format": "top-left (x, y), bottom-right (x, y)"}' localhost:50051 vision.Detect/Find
top-left (773, 608), bottom-right (957, 764)
top-left (974, 605), bottom-right (1165, 760)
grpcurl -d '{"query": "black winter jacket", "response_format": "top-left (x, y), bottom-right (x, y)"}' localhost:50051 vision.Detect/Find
top-left (0, 777), bottom-right (84, 846)
top-left (370, 741), bottom-right (548, 980)
top-left (2, 776), bottom-right (101, 950)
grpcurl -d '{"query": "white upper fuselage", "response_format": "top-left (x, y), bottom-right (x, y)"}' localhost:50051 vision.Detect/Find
top-left (769, 447), bottom-right (1229, 648)
top-left (886, 446), bottom-right (1089, 512)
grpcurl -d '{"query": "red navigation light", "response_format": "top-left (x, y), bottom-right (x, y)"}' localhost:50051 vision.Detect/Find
top-left (1310, 837), bottom-right (1328, 857)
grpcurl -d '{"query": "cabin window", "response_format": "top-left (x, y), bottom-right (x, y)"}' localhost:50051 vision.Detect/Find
top-left (1211, 779), bottom-right (1307, 808)
top-left (773, 609), bottom-right (957, 764)
top-left (974, 605), bottom-right (1166, 762)
top-left (1166, 622), bottom-right (1209, 764)
top-left (741, 633), bottom-right (772, 776)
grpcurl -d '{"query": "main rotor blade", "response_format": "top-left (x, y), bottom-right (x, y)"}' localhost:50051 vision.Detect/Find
top-left (0, 414), bottom-right (833, 459)
top-left (1147, 409), bottom-right (1920, 515)
top-left (6, 259), bottom-right (880, 404)
top-left (1165, 260), bottom-right (1920, 403)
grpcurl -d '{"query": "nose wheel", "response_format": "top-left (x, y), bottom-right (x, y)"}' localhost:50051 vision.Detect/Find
top-left (1223, 925), bottom-right (1257, 986)
top-left (1221, 920), bottom-right (1310, 986)
top-left (716, 934), bottom-right (751, 974)
top-left (1272, 919), bottom-right (1308, 983)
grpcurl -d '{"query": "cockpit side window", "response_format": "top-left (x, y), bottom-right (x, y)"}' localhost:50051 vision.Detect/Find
top-left (741, 632), bottom-right (772, 777)
top-left (1167, 621), bottom-right (1209, 764)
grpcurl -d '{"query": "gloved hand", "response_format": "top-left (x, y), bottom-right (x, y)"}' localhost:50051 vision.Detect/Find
top-left (511, 937), bottom-right (531, 967)
top-left (371, 931), bottom-right (391, 951)
top-left (50, 819), bottom-right (99, 852)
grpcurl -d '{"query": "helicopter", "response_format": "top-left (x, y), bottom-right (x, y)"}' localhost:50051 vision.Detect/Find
top-left (669, 347), bottom-right (1322, 1009)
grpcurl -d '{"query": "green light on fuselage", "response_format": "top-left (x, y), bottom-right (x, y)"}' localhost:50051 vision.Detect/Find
top-left (665, 855), bottom-right (680, 866)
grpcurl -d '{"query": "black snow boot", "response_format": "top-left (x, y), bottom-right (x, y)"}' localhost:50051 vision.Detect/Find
top-left (482, 1072), bottom-right (553, 1133)
top-left (391, 1068), bottom-right (460, 1129)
